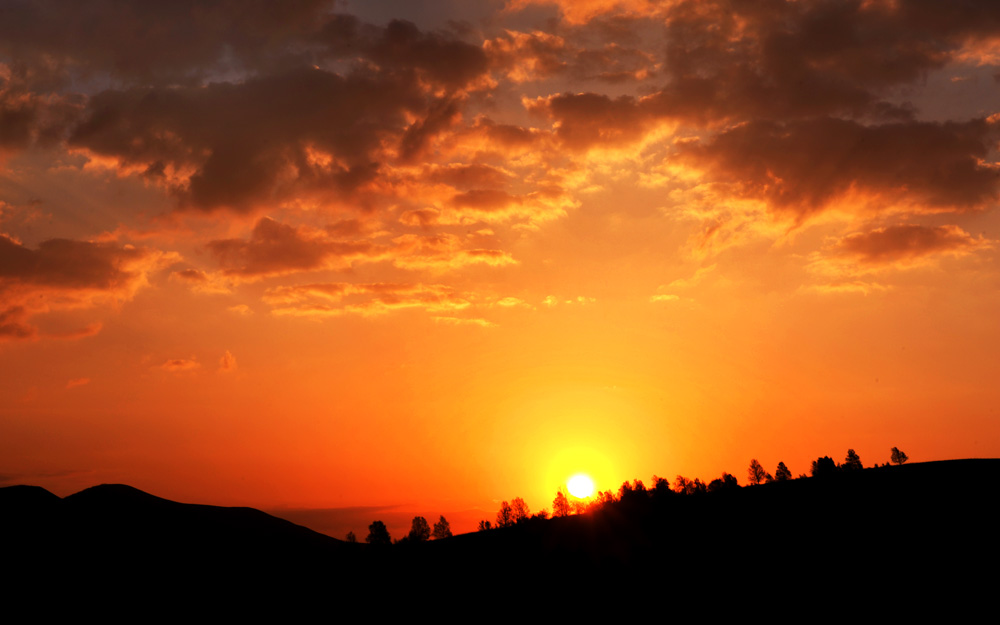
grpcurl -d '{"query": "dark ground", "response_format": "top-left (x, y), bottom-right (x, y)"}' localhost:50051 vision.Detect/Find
top-left (3, 460), bottom-right (997, 616)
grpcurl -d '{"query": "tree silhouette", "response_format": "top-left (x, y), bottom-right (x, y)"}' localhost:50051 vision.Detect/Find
top-left (774, 461), bottom-right (792, 481)
top-left (366, 520), bottom-right (391, 545)
top-left (553, 490), bottom-right (570, 517)
top-left (432, 515), bottom-right (452, 540)
top-left (890, 447), bottom-right (909, 465)
top-left (842, 449), bottom-right (863, 471)
top-left (408, 516), bottom-right (430, 542)
top-left (708, 472), bottom-right (739, 493)
top-left (511, 497), bottom-right (530, 523)
top-left (675, 476), bottom-right (707, 495)
top-left (345, 531), bottom-right (357, 543)
top-left (811, 456), bottom-right (838, 478)
top-left (748, 459), bottom-right (767, 485)
top-left (477, 520), bottom-right (492, 532)
top-left (496, 501), bottom-right (514, 528)
top-left (651, 475), bottom-right (671, 499)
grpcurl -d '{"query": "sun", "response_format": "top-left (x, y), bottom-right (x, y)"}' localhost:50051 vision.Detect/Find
top-left (567, 473), bottom-right (595, 498)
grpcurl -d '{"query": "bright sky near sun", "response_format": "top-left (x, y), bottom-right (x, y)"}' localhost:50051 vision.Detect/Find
top-left (3, 0), bottom-right (1000, 536)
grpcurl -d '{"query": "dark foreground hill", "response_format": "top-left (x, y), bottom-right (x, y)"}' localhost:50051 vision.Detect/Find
top-left (3, 460), bottom-right (998, 614)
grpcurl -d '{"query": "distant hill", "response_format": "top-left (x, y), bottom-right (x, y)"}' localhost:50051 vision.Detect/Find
top-left (3, 460), bottom-right (997, 612)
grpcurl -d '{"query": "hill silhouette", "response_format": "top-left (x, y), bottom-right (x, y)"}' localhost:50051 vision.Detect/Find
top-left (3, 460), bottom-right (997, 614)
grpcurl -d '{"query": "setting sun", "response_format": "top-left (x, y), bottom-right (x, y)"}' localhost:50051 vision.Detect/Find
top-left (567, 474), bottom-right (595, 499)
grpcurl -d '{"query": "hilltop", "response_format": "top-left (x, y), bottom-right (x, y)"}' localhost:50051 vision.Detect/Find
top-left (3, 460), bottom-right (997, 613)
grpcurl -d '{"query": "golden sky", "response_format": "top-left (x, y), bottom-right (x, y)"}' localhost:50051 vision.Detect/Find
top-left (3, 0), bottom-right (1000, 535)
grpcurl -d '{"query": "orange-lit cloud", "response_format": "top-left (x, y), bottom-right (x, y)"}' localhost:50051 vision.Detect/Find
top-left (0, 233), bottom-right (171, 340)
top-left (505, 0), bottom-right (664, 24)
top-left (833, 224), bottom-right (992, 265)
top-left (265, 282), bottom-right (475, 319)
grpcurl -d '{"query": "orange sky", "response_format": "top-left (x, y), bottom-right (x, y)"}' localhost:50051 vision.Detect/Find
top-left (3, 0), bottom-right (1000, 537)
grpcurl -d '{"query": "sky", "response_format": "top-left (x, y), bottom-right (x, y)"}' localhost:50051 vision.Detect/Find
top-left (3, 0), bottom-right (1000, 538)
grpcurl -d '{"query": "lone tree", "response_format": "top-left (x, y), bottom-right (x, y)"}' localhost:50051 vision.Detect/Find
top-left (408, 516), bottom-right (431, 542)
top-left (774, 462), bottom-right (792, 482)
top-left (553, 491), bottom-right (570, 517)
top-left (345, 531), bottom-right (357, 543)
top-left (366, 520), bottom-right (391, 546)
top-left (496, 501), bottom-right (514, 528)
top-left (432, 515), bottom-right (452, 540)
top-left (748, 459), bottom-right (768, 485)
top-left (843, 449), bottom-right (863, 471)
top-left (890, 447), bottom-right (909, 465)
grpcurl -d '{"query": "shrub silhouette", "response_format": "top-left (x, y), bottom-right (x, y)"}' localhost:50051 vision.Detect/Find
top-left (366, 520), bottom-right (391, 545)
top-left (811, 456), bottom-right (838, 478)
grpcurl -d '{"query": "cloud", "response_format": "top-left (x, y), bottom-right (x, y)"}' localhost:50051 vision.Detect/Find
top-left (0, 1), bottom-right (334, 82)
top-left (432, 316), bottom-right (497, 328)
top-left (676, 118), bottom-right (1000, 218)
top-left (0, 62), bottom-right (83, 150)
top-left (160, 358), bottom-right (200, 373)
top-left (390, 234), bottom-right (517, 270)
top-left (265, 282), bottom-right (475, 318)
top-left (219, 351), bottom-right (237, 372)
top-left (0, 233), bottom-right (170, 341)
top-left (505, 0), bottom-right (663, 25)
top-left (0, 306), bottom-right (36, 340)
top-left (649, 294), bottom-right (680, 303)
top-left (495, 296), bottom-right (531, 308)
top-left (206, 217), bottom-right (378, 278)
top-left (46, 322), bottom-right (103, 340)
top-left (525, 92), bottom-right (652, 151)
top-left (65, 377), bottom-right (91, 389)
top-left (485, 30), bottom-right (569, 82)
top-left (169, 269), bottom-right (233, 294)
top-left (832, 224), bottom-right (992, 264)
top-left (800, 281), bottom-right (890, 296)
top-left (70, 68), bottom-right (418, 212)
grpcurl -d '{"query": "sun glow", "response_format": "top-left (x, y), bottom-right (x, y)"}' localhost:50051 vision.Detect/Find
top-left (567, 474), bottom-right (595, 498)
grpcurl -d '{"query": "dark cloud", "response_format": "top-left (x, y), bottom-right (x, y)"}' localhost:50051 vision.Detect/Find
top-left (523, 0), bottom-right (1000, 149)
top-left (70, 67), bottom-right (423, 212)
top-left (0, 233), bottom-right (164, 340)
top-left (0, 0), bottom-right (334, 83)
top-left (0, 234), bottom-right (151, 289)
top-left (526, 92), bottom-right (650, 150)
top-left (363, 19), bottom-right (491, 90)
top-left (450, 189), bottom-right (519, 211)
top-left (677, 117), bottom-right (1000, 216)
top-left (571, 43), bottom-right (657, 83)
top-left (834, 224), bottom-right (990, 264)
top-left (485, 30), bottom-right (568, 81)
top-left (206, 217), bottom-right (377, 277)
top-left (0, 63), bottom-right (83, 149)
top-left (426, 164), bottom-right (512, 189)
top-left (0, 306), bottom-right (36, 340)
